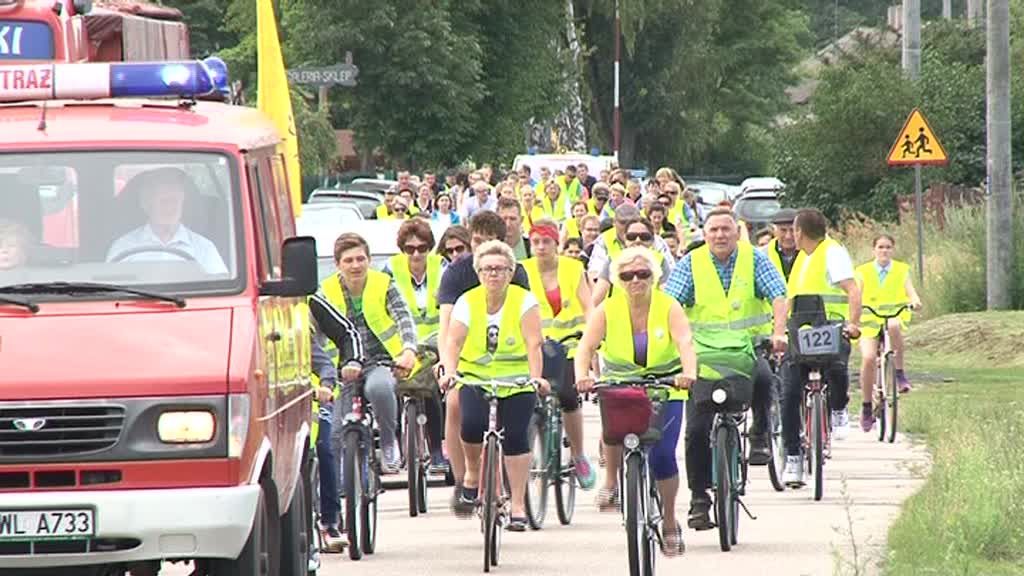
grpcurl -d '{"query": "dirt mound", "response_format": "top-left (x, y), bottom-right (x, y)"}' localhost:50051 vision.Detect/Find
top-left (906, 311), bottom-right (1024, 365)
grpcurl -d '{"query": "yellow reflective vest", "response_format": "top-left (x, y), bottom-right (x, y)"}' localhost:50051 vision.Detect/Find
top-left (457, 285), bottom-right (533, 398)
top-left (389, 253), bottom-right (442, 343)
top-left (787, 237), bottom-right (849, 321)
top-left (601, 289), bottom-right (688, 400)
top-left (522, 256), bottom-right (586, 357)
top-left (687, 243), bottom-right (772, 338)
top-left (542, 192), bottom-right (571, 222)
top-left (321, 271), bottom-right (408, 361)
top-left (855, 260), bottom-right (912, 338)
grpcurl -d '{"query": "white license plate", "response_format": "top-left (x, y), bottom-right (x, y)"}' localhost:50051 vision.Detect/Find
top-left (0, 509), bottom-right (95, 541)
top-left (797, 324), bottom-right (841, 355)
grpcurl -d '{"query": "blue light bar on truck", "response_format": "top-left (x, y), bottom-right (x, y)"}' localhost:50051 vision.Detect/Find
top-left (0, 60), bottom-right (224, 103)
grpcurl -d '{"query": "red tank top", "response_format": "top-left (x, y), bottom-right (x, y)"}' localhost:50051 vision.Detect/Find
top-left (545, 286), bottom-right (562, 316)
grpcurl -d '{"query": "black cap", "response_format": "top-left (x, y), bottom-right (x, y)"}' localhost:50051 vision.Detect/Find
top-left (771, 207), bottom-right (797, 224)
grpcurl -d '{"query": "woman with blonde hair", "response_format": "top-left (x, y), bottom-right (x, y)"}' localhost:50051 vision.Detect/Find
top-left (574, 247), bottom-right (698, 556)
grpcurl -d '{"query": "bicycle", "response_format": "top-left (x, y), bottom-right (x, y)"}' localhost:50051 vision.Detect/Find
top-left (392, 344), bottom-right (441, 518)
top-left (754, 338), bottom-right (787, 493)
top-left (789, 302), bottom-right (847, 502)
top-left (692, 375), bottom-right (758, 552)
top-left (524, 332), bottom-right (582, 530)
top-left (451, 374), bottom-right (539, 573)
top-left (863, 304), bottom-right (911, 444)
top-left (340, 371), bottom-right (384, 561)
top-left (594, 375), bottom-right (677, 576)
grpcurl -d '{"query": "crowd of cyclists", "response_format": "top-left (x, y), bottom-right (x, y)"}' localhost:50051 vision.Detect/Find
top-left (305, 162), bottom-right (922, 559)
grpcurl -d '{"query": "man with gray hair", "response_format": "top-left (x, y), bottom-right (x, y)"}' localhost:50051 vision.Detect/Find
top-left (460, 180), bottom-right (496, 221)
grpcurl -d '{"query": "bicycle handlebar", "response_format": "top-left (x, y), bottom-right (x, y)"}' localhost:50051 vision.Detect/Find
top-left (548, 331), bottom-right (584, 345)
top-left (862, 304), bottom-right (912, 320)
top-left (592, 374), bottom-right (679, 390)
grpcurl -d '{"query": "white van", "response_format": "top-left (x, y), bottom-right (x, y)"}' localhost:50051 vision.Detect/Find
top-left (512, 153), bottom-right (618, 178)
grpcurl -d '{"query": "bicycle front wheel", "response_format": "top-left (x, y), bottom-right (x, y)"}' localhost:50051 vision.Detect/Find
top-left (343, 430), bottom-right (364, 560)
top-left (482, 434), bottom-right (500, 572)
top-left (715, 425), bottom-right (732, 552)
top-left (624, 452), bottom-right (645, 576)
top-left (886, 354), bottom-right (899, 443)
top-left (524, 414), bottom-right (548, 530)
top-left (554, 415), bottom-right (576, 525)
top-left (767, 395), bottom-right (786, 492)
top-left (812, 392), bottom-right (825, 502)
top-left (406, 402), bottom-right (421, 517)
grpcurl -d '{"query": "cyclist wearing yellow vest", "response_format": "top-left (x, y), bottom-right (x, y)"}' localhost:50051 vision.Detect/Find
top-left (762, 208), bottom-right (800, 281)
top-left (519, 186), bottom-right (545, 235)
top-left (855, 234), bottom-right (922, 432)
top-left (662, 208), bottom-right (788, 530)
top-left (560, 200), bottom-right (590, 244)
top-left (587, 204), bottom-right (675, 284)
top-left (376, 188), bottom-right (399, 220)
top-left (587, 183), bottom-right (612, 220)
top-left (522, 219), bottom-right (597, 490)
top-left (320, 233), bottom-right (420, 476)
top-left (307, 305), bottom-right (363, 547)
top-left (541, 178), bottom-right (572, 223)
top-left (662, 180), bottom-right (691, 232)
top-left (780, 208), bottom-right (862, 488)
top-left (557, 164), bottom-right (583, 202)
top-left (592, 218), bottom-right (674, 306)
top-left (439, 240), bottom-right (549, 533)
top-left (575, 247), bottom-right (698, 557)
top-left (385, 220), bottom-right (450, 472)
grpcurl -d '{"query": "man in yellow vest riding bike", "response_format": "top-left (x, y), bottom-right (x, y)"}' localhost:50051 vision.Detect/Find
top-left (663, 208), bottom-right (788, 530)
top-left (319, 233), bottom-right (420, 475)
top-left (780, 208), bottom-right (862, 487)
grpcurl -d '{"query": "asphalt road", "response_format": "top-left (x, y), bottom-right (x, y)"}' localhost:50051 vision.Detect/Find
top-left (163, 402), bottom-right (928, 576)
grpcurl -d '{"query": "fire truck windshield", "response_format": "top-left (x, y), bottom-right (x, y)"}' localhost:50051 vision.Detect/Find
top-left (0, 150), bottom-right (244, 296)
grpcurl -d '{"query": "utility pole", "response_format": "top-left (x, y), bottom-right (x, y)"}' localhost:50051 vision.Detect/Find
top-left (942, 0), bottom-right (951, 18)
top-left (987, 0), bottom-right (1013, 309)
top-left (901, 0), bottom-right (920, 79)
top-left (613, 0), bottom-right (621, 163)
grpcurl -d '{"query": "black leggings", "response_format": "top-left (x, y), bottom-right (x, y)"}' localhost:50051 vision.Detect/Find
top-left (459, 387), bottom-right (536, 456)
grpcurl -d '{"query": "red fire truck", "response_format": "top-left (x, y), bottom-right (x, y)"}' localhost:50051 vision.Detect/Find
top-left (0, 55), bottom-right (319, 576)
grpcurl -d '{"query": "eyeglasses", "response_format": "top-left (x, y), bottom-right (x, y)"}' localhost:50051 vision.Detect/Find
top-left (402, 243), bottom-right (430, 255)
top-left (478, 266), bottom-right (512, 276)
top-left (444, 244), bottom-right (467, 257)
top-left (618, 269), bottom-right (653, 282)
top-left (625, 232), bottom-right (654, 243)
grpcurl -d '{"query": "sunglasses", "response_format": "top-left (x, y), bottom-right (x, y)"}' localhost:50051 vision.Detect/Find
top-left (402, 244), bottom-right (430, 255)
top-left (619, 269), bottom-right (653, 282)
top-left (625, 232), bottom-right (654, 243)
top-left (444, 244), bottom-right (467, 257)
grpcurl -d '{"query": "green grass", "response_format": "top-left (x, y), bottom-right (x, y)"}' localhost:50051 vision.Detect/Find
top-left (884, 347), bottom-right (1024, 575)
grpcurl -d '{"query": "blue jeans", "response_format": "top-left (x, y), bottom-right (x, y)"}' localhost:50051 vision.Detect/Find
top-left (316, 407), bottom-right (340, 526)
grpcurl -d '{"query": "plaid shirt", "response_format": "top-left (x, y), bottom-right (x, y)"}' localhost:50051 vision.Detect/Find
top-left (342, 279), bottom-right (418, 363)
top-left (663, 247), bottom-right (787, 307)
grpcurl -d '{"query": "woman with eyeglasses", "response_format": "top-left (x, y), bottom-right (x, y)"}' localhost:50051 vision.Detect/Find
top-left (432, 192), bottom-right (461, 227)
top-left (592, 218), bottom-right (672, 305)
top-left (439, 240), bottom-right (549, 533)
top-left (436, 225), bottom-right (470, 262)
top-left (386, 220), bottom-right (449, 472)
top-left (574, 247), bottom-right (698, 557)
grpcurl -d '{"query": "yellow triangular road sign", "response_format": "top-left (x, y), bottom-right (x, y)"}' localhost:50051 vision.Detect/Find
top-left (887, 108), bottom-right (948, 166)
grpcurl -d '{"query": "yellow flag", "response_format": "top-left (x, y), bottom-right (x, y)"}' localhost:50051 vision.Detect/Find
top-left (256, 0), bottom-right (302, 216)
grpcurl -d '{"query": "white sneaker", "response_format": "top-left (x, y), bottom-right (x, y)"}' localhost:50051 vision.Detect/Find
top-left (782, 455), bottom-right (804, 487)
top-left (831, 410), bottom-right (849, 441)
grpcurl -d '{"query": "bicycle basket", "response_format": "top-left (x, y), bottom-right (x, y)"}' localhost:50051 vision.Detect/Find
top-left (690, 375), bottom-right (754, 413)
top-left (396, 347), bottom-right (439, 394)
top-left (597, 387), bottom-right (663, 445)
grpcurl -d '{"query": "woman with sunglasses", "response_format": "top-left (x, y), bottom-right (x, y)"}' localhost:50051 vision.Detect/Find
top-left (436, 225), bottom-right (470, 262)
top-left (574, 247), bottom-right (697, 556)
top-left (439, 240), bottom-right (549, 532)
top-left (386, 220), bottom-right (449, 472)
top-left (592, 218), bottom-right (672, 305)
top-left (522, 219), bottom-right (597, 490)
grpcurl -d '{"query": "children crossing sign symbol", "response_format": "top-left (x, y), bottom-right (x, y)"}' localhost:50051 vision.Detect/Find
top-left (887, 108), bottom-right (948, 166)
